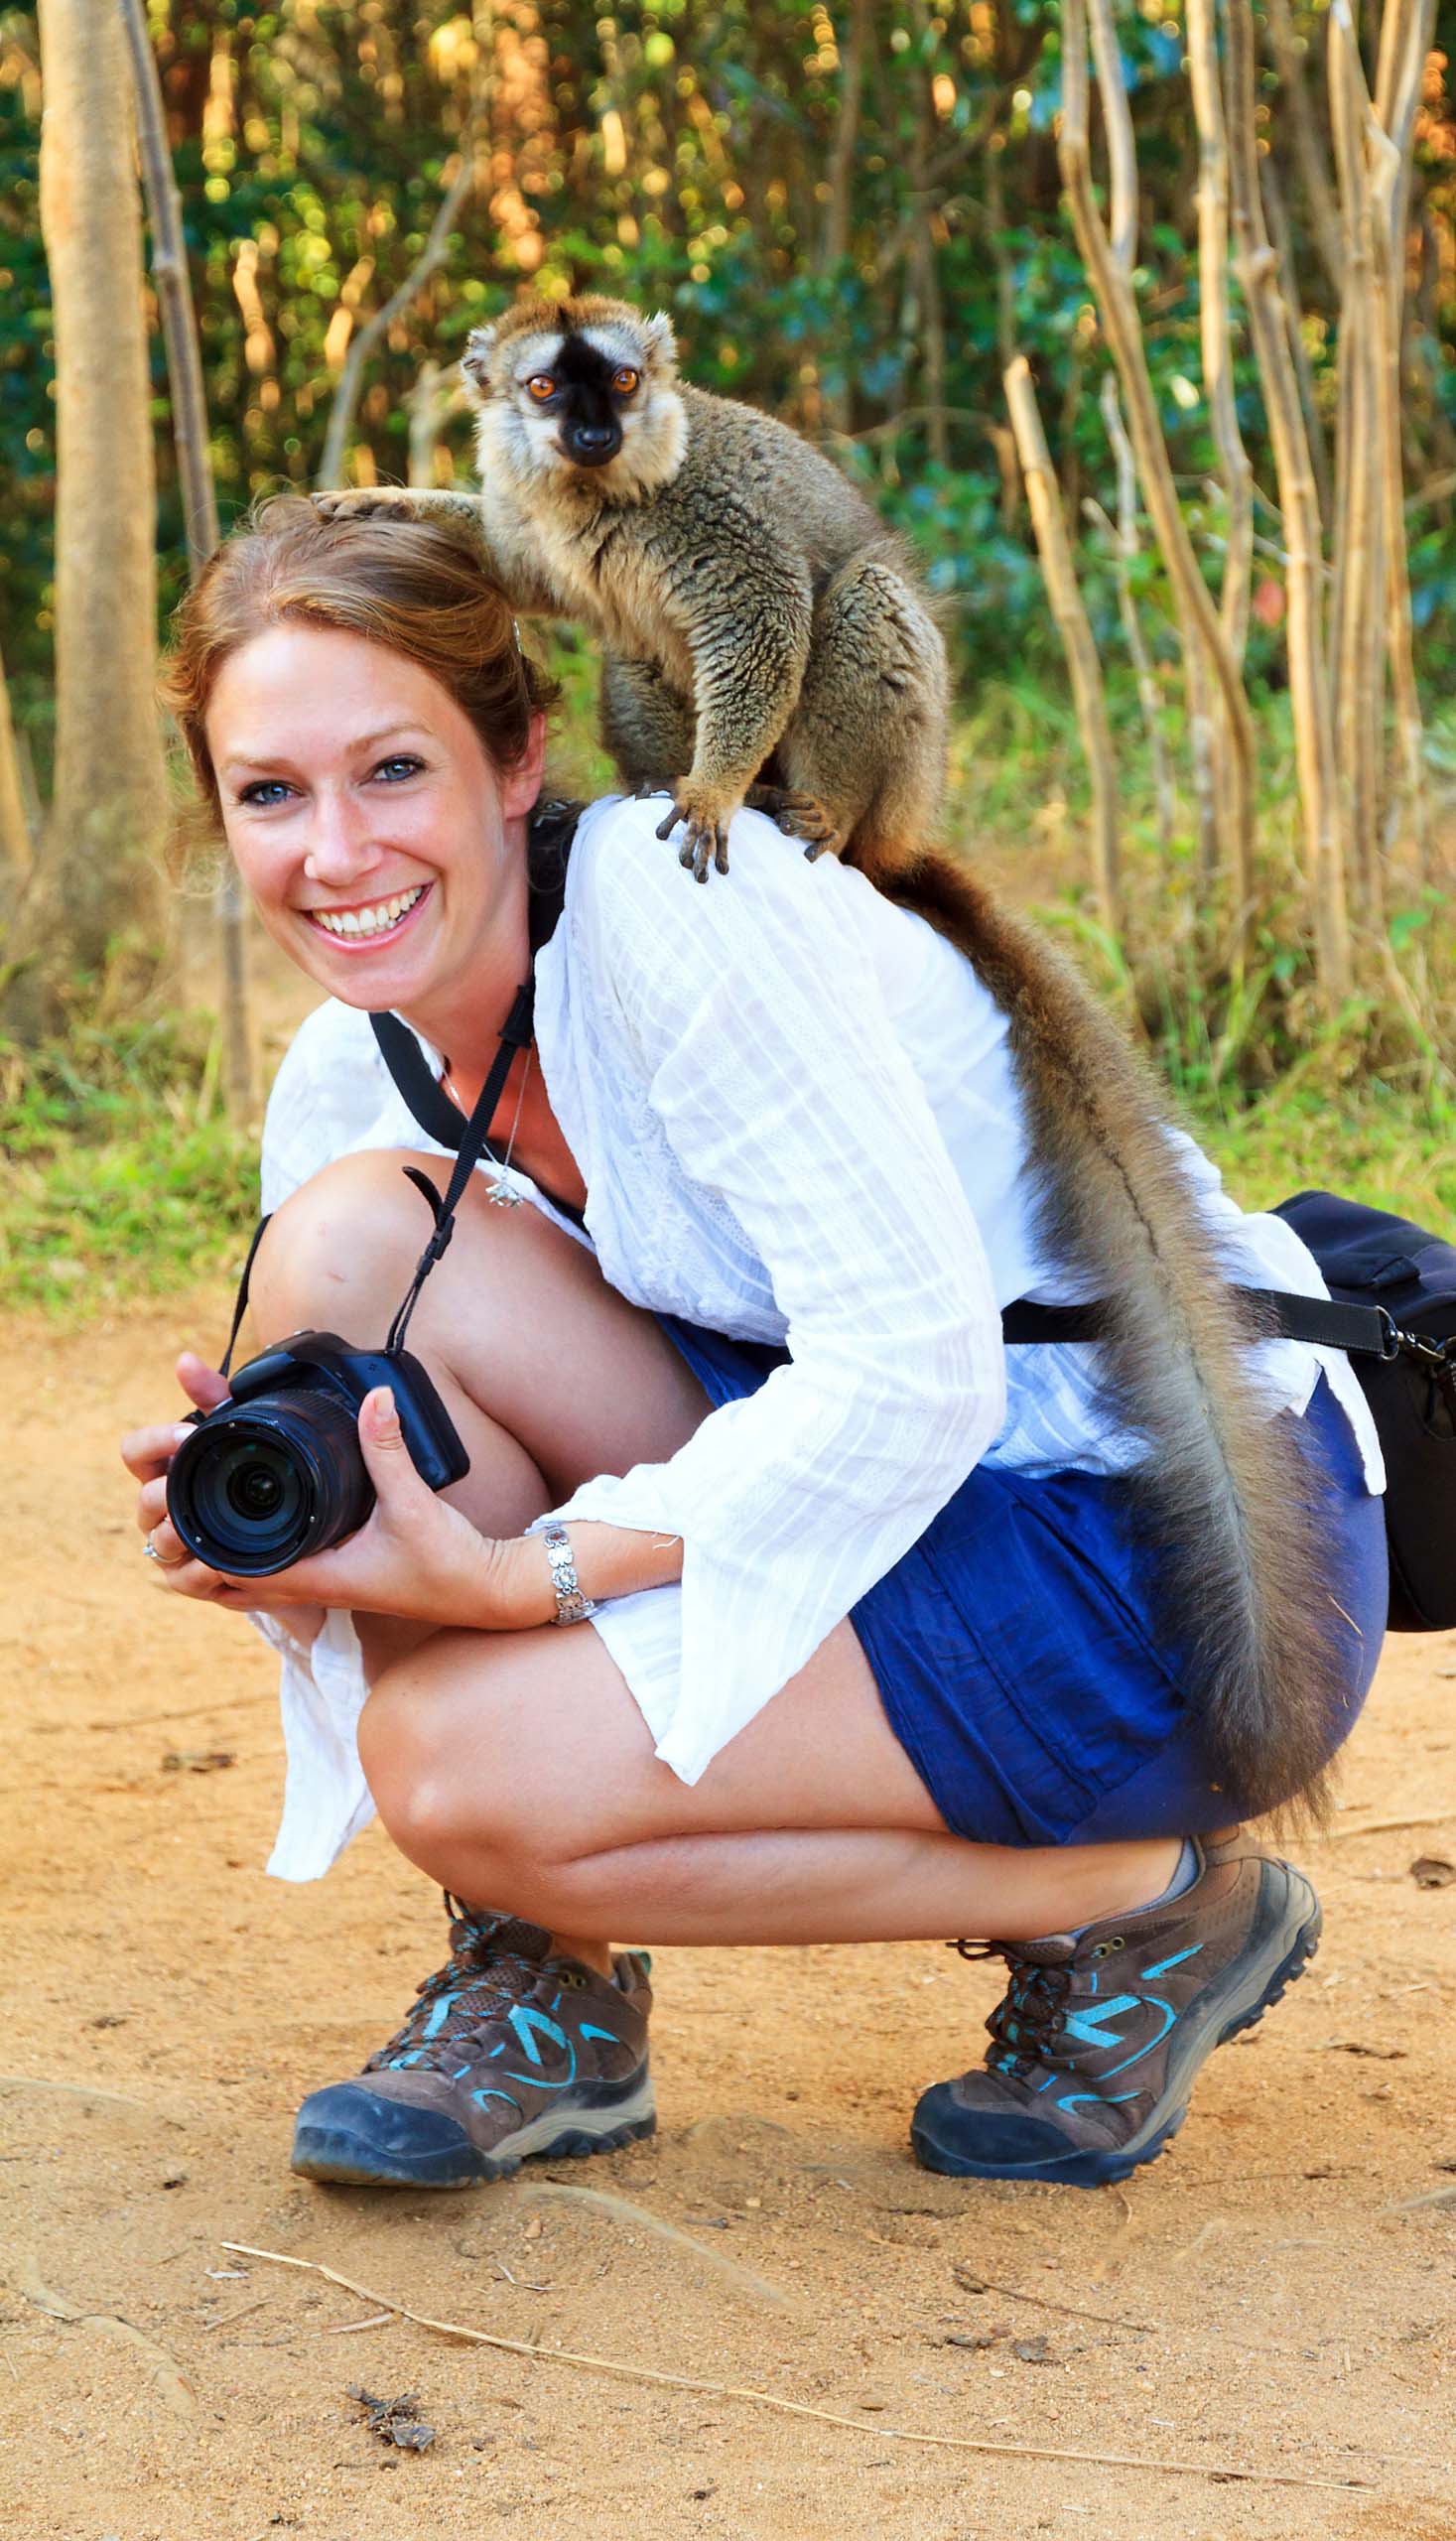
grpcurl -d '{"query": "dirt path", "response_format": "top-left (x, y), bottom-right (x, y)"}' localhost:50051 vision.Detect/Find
top-left (3, 1298), bottom-right (1455, 2540)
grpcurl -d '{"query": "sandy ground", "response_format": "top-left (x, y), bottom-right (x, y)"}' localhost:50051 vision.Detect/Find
top-left (0, 1298), bottom-right (1450, 2541)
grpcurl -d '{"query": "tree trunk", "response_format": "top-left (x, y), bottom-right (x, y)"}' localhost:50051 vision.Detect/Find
top-left (5, 0), bottom-right (168, 1034)
top-left (1259, 152), bottom-right (1335, 530)
top-left (819, 0), bottom-right (870, 436)
top-left (1227, 0), bottom-right (1352, 1003)
top-left (1264, 0), bottom-right (1344, 294)
top-left (1062, 0), bottom-right (1256, 943)
top-left (820, 0), bottom-right (869, 277)
top-left (120, 0), bottom-right (256, 1121)
top-left (1329, 0), bottom-right (1386, 921)
top-left (1095, 377), bottom-right (1174, 854)
top-left (0, 643), bottom-right (33, 885)
top-left (1005, 356), bottom-right (1121, 937)
top-left (1186, 0), bottom-right (1254, 667)
top-left (1370, 0), bottom-right (1434, 875)
top-left (316, 133), bottom-right (479, 492)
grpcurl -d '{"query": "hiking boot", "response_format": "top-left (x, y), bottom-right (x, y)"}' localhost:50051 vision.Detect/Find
top-left (910, 1830), bottom-right (1320, 2189)
top-left (291, 1903), bottom-right (655, 2188)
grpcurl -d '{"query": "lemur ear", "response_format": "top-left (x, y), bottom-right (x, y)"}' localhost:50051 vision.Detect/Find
top-left (642, 311), bottom-right (678, 369)
top-left (462, 325), bottom-right (497, 392)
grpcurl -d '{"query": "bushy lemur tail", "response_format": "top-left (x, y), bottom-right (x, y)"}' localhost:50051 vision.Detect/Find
top-left (886, 849), bottom-right (1340, 1825)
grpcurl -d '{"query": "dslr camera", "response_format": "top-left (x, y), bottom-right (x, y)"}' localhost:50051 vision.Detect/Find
top-left (166, 1330), bottom-right (468, 1578)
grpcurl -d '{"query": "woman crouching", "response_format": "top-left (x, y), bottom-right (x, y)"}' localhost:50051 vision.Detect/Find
top-left (121, 496), bottom-right (1387, 2191)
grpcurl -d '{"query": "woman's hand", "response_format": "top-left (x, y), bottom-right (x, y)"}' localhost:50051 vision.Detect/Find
top-left (121, 1351), bottom-right (295, 1621)
top-left (123, 1372), bottom-right (554, 1632)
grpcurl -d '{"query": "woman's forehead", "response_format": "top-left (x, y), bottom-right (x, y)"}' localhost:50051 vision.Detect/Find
top-left (207, 622), bottom-right (458, 743)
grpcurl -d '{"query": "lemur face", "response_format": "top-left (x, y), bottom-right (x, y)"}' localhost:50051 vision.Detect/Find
top-left (515, 327), bottom-right (639, 468)
top-left (464, 300), bottom-right (685, 495)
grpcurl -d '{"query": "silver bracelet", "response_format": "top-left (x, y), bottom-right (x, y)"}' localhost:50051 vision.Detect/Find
top-left (541, 1522), bottom-right (597, 1626)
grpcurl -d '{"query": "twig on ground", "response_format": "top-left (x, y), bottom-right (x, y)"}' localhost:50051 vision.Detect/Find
top-left (16, 2263), bottom-right (195, 2414)
top-left (87, 1692), bottom-right (275, 1733)
top-left (0, 2074), bottom-right (162, 2113)
top-left (952, 2265), bottom-right (1157, 2336)
top-left (520, 2181), bottom-right (790, 2306)
top-left (1327, 1814), bottom-right (1456, 1842)
top-left (324, 2312), bottom-right (398, 2336)
top-left (221, 2241), bottom-right (1372, 2491)
top-left (202, 2296), bottom-right (271, 2333)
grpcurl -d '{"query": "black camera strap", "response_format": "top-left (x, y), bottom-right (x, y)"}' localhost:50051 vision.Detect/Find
top-left (218, 1210), bottom-right (276, 1382)
top-left (381, 979), bottom-right (536, 1354)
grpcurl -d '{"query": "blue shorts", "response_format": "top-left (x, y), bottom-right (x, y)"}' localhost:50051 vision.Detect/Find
top-left (657, 1318), bottom-right (1389, 1847)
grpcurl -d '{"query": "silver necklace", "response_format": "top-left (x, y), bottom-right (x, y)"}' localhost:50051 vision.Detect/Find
top-left (445, 1043), bottom-right (533, 1208)
top-left (487, 1042), bottom-right (533, 1207)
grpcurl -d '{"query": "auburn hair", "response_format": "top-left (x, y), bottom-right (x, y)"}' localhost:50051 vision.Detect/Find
top-left (160, 494), bottom-right (560, 833)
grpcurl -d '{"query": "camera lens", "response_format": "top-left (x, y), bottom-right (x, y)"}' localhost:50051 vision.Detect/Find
top-left (226, 1455), bottom-right (287, 1521)
top-left (166, 1391), bottom-right (374, 1576)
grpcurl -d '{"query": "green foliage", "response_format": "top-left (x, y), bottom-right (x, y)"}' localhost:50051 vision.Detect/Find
top-left (0, 1012), bottom-right (257, 1309)
top-left (2, 0), bottom-right (1454, 712)
top-left (1197, 1082), bottom-right (1456, 1238)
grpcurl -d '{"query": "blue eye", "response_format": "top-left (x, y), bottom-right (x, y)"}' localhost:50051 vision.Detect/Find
top-left (237, 779), bottom-right (295, 808)
top-left (374, 755), bottom-right (424, 781)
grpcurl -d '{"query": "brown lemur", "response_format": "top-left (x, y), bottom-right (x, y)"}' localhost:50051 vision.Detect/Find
top-left (315, 293), bottom-right (950, 885)
top-left (317, 298), bottom-right (1342, 1825)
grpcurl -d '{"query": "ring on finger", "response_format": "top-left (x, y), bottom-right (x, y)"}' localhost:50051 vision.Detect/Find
top-left (143, 1533), bottom-right (189, 1568)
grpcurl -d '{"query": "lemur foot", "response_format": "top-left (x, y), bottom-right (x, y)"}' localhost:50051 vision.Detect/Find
top-left (745, 784), bottom-right (846, 861)
top-left (656, 785), bottom-right (736, 884)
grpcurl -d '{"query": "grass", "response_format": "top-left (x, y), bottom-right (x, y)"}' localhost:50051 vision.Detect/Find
top-left (1198, 1080), bottom-right (1456, 1230)
top-left (0, 1014), bottom-right (259, 1312)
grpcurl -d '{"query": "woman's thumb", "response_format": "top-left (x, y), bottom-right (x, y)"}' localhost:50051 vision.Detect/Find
top-left (176, 1350), bottom-right (231, 1414)
top-left (359, 1387), bottom-right (422, 1499)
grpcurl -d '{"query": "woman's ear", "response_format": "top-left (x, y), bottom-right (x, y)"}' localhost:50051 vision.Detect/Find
top-left (500, 712), bottom-right (549, 819)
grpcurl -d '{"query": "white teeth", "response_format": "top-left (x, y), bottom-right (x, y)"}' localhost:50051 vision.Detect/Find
top-left (313, 884), bottom-right (425, 939)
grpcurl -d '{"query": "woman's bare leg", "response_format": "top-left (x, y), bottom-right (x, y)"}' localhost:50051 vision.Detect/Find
top-left (359, 1619), bottom-right (1178, 1946)
top-left (253, 1149), bottom-right (1180, 1950)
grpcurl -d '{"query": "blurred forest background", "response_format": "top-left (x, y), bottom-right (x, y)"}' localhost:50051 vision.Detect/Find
top-left (1, 0), bottom-right (1454, 1304)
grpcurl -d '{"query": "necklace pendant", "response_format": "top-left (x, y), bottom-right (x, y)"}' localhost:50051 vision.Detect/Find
top-left (486, 1175), bottom-right (523, 1209)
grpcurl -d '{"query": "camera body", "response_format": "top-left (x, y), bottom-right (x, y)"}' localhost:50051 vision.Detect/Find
top-left (165, 1329), bottom-right (469, 1578)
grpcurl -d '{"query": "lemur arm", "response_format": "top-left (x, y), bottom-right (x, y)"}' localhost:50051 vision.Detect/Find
top-left (310, 486), bottom-right (560, 616)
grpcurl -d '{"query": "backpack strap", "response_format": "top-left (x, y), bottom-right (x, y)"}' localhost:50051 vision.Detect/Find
top-left (999, 1290), bottom-right (1398, 1359)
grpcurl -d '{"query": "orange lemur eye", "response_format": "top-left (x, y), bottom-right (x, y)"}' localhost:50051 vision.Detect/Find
top-left (526, 373), bottom-right (557, 402)
top-left (611, 366), bottom-right (640, 395)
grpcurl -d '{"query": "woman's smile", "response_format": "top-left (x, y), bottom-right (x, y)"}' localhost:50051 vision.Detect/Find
top-left (304, 879), bottom-right (434, 947)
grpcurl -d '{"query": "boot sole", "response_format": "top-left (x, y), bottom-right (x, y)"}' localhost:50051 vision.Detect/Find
top-left (912, 1870), bottom-right (1322, 2190)
top-left (291, 2077), bottom-right (657, 2189)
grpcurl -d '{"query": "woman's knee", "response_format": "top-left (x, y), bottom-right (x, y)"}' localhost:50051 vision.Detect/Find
top-left (357, 1660), bottom-right (559, 1879)
top-left (252, 1148), bottom-right (444, 1341)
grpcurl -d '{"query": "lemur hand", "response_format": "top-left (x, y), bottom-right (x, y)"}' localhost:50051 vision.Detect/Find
top-left (656, 781), bottom-right (738, 883)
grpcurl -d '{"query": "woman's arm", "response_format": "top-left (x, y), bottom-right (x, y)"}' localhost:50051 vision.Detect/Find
top-left (126, 1359), bottom-right (684, 1628)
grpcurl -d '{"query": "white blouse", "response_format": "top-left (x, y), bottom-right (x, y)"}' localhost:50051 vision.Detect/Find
top-left (254, 792), bottom-right (1383, 1881)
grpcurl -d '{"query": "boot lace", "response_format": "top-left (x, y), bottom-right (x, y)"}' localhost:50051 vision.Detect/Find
top-left (948, 1938), bottom-right (1076, 2083)
top-left (366, 1901), bottom-right (549, 2075)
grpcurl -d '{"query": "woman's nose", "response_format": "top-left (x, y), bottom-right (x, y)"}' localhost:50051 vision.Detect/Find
top-left (302, 790), bottom-right (381, 886)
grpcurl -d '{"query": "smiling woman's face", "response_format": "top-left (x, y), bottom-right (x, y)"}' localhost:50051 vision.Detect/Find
top-left (205, 620), bottom-right (544, 1021)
